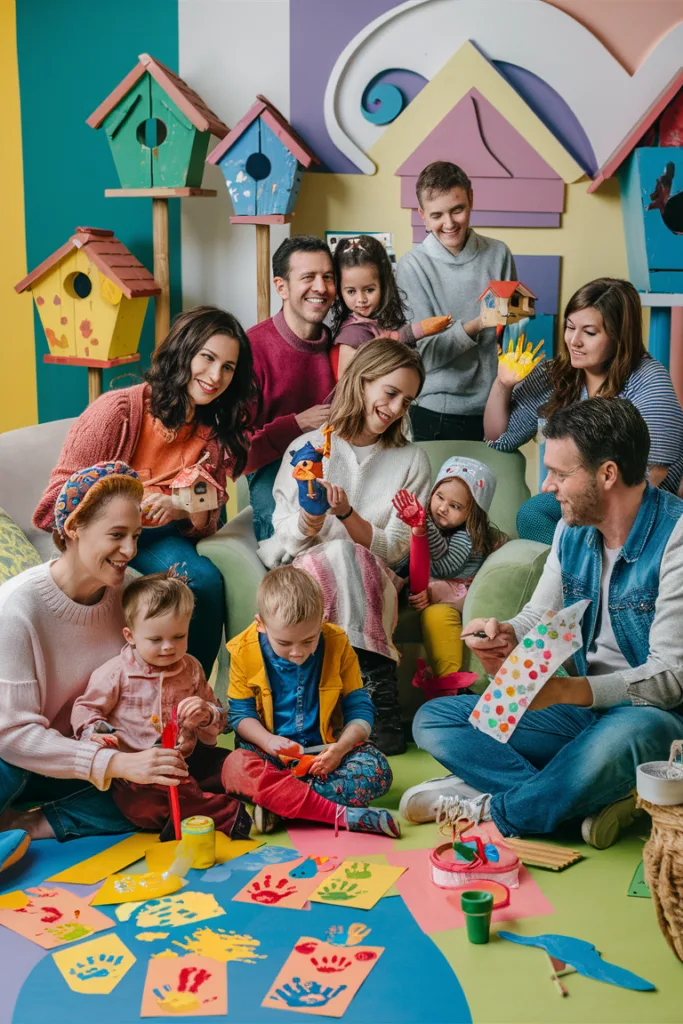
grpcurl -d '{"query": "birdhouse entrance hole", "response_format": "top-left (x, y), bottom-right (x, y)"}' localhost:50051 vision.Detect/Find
top-left (64, 272), bottom-right (92, 300)
top-left (245, 152), bottom-right (272, 181)
top-left (136, 118), bottom-right (168, 149)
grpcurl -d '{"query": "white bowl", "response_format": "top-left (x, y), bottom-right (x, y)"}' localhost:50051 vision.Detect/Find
top-left (637, 761), bottom-right (683, 806)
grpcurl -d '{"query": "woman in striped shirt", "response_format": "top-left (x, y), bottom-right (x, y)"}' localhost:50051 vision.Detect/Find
top-left (485, 278), bottom-right (683, 544)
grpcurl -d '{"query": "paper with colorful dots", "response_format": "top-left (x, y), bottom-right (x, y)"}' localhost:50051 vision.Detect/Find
top-left (469, 600), bottom-right (589, 744)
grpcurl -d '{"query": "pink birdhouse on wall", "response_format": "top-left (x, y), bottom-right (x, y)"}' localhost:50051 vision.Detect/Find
top-left (478, 281), bottom-right (536, 328)
top-left (170, 460), bottom-right (223, 514)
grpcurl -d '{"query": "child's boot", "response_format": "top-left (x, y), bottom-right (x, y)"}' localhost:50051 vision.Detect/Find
top-left (344, 806), bottom-right (401, 838)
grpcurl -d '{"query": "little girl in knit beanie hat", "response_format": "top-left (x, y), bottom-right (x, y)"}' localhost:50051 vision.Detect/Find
top-left (394, 456), bottom-right (507, 689)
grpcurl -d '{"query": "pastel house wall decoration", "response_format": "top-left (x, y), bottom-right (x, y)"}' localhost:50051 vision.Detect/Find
top-left (588, 69), bottom-right (683, 294)
top-left (15, 227), bottom-right (160, 366)
top-left (479, 281), bottom-right (537, 328)
top-left (207, 94), bottom-right (319, 218)
top-left (171, 460), bottom-right (223, 514)
top-left (86, 53), bottom-right (229, 189)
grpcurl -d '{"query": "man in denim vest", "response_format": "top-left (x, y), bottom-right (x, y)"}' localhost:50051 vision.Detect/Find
top-left (401, 399), bottom-right (683, 848)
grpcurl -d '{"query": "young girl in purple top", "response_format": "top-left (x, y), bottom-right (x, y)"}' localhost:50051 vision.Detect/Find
top-left (329, 235), bottom-right (451, 381)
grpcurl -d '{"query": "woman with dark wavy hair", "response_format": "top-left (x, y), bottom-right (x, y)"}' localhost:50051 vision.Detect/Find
top-left (484, 278), bottom-right (683, 544)
top-left (35, 305), bottom-right (262, 675)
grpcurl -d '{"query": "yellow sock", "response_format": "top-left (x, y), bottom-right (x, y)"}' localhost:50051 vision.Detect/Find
top-left (421, 603), bottom-right (463, 677)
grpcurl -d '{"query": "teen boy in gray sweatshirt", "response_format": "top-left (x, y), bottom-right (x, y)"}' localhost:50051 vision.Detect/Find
top-left (396, 161), bottom-right (516, 442)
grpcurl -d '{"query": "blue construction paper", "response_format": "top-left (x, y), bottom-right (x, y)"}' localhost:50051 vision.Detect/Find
top-left (229, 845), bottom-right (301, 871)
top-left (498, 932), bottom-right (655, 991)
top-left (13, 863), bottom-right (472, 1023)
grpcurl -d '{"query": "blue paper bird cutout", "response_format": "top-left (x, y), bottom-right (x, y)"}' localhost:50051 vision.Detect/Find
top-left (290, 441), bottom-right (329, 515)
top-left (498, 932), bottom-right (655, 991)
top-left (289, 857), bottom-right (318, 879)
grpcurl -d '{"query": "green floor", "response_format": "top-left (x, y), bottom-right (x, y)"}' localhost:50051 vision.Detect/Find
top-left (271, 743), bottom-right (683, 1023)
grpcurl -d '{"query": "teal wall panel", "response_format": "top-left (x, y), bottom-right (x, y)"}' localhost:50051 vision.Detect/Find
top-left (16, 0), bottom-right (181, 423)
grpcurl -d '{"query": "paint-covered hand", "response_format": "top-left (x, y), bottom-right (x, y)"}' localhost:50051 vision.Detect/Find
top-left (310, 954), bottom-right (352, 973)
top-left (89, 732), bottom-right (120, 748)
top-left (70, 953), bottom-right (124, 982)
top-left (497, 333), bottom-right (544, 386)
top-left (272, 977), bottom-right (348, 1008)
top-left (344, 862), bottom-right (372, 880)
top-left (247, 875), bottom-right (297, 905)
top-left (419, 314), bottom-right (453, 336)
top-left (317, 880), bottom-right (367, 902)
top-left (268, 735), bottom-right (304, 758)
top-left (309, 743), bottom-right (344, 776)
top-left (392, 490), bottom-right (425, 531)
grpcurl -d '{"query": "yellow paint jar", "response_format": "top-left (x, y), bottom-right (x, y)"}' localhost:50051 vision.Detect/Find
top-left (181, 815), bottom-right (216, 869)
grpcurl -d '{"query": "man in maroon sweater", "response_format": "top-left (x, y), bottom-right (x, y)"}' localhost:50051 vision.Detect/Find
top-left (247, 235), bottom-right (336, 541)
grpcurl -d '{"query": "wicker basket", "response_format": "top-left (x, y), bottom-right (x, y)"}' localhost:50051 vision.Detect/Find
top-left (637, 797), bottom-right (683, 962)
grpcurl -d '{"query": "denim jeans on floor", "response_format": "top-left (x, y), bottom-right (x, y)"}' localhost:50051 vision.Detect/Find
top-left (0, 759), bottom-right (132, 842)
top-left (516, 490), bottom-right (562, 545)
top-left (413, 694), bottom-right (683, 836)
top-left (131, 524), bottom-right (224, 678)
top-left (410, 405), bottom-right (484, 442)
top-left (247, 458), bottom-right (282, 542)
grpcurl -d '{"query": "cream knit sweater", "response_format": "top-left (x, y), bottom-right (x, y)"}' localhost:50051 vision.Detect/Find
top-left (0, 562), bottom-right (129, 790)
top-left (258, 430), bottom-right (432, 569)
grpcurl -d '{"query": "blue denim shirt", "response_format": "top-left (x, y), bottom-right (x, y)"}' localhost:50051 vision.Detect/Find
top-left (558, 485), bottom-right (683, 675)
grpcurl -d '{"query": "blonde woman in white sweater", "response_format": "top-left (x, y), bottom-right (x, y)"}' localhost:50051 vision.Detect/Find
top-left (259, 339), bottom-right (431, 755)
top-left (0, 463), bottom-right (188, 841)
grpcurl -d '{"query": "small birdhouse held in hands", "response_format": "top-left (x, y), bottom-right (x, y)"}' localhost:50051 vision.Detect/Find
top-left (207, 94), bottom-right (319, 217)
top-left (478, 281), bottom-right (537, 328)
top-left (170, 459), bottom-right (223, 514)
top-left (14, 227), bottom-right (160, 364)
top-left (87, 53), bottom-right (228, 189)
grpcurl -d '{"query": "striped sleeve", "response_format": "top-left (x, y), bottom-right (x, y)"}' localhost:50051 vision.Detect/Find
top-left (489, 363), bottom-right (553, 452)
top-left (427, 519), bottom-right (476, 580)
top-left (623, 357), bottom-right (683, 489)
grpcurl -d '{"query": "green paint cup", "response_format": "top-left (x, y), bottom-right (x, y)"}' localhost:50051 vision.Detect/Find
top-left (460, 890), bottom-right (494, 944)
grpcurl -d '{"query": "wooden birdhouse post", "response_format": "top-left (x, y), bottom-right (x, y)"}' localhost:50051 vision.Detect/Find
top-left (15, 227), bottom-right (160, 402)
top-left (478, 281), bottom-right (537, 329)
top-left (589, 71), bottom-right (683, 375)
top-left (87, 54), bottom-right (229, 347)
top-left (170, 461), bottom-right (222, 515)
top-left (206, 95), bottom-right (319, 322)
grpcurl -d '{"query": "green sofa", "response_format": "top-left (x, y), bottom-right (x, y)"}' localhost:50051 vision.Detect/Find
top-left (198, 441), bottom-right (550, 715)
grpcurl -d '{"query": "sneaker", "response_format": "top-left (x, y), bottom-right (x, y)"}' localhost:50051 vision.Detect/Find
top-left (253, 805), bottom-right (281, 835)
top-left (399, 775), bottom-right (483, 824)
top-left (581, 791), bottom-right (642, 850)
top-left (344, 806), bottom-right (401, 838)
top-left (436, 792), bottom-right (492, 830)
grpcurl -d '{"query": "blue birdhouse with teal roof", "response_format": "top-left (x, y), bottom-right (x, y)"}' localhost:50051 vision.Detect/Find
top-left (207, 94), bottom-right (319, 219)
top-left (589, 71), bottom-right (683, 292)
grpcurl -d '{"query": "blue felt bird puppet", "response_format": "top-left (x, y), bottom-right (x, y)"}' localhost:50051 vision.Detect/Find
top-left (290, 427), bottom-right (334, 516)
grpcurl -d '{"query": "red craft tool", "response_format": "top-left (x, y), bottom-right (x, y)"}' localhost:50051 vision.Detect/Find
top-left (161, 708), bottom-right (182, 840)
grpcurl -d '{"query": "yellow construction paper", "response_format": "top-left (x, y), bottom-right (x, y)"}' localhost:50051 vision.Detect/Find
top-left (52, 934), bottom-right (135, 994)
top-left (134, 892), bottom-right (225, 930)
top-left (137, 931), bottom-right (170, 942)
top-left (48, 833), bottom-right (160, 884)
top-left (311, 860), bottom-right (406, 911)
top-left (90, 871), bottom-right (183, 906)
top-left (145, 836), bottom-right (263, 874)
top-left (0, 891), bottom-right (29, 910)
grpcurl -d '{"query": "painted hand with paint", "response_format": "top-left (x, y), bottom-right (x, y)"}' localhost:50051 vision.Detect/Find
top-left (272, 977), bottom-right (348, 1008)
top-left (497, 333), bottom-right (544, 386)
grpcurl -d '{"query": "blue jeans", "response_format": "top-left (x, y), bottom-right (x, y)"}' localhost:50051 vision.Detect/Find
top-left (413, 694), bottom-right (683, 836)
top-left (516, 491), bottom-right (561, 545)
top-left (247, 458), bottom-right (282, 542)
top-left (131, 524), bottom-right (224, 678)
top-left (0, 759), bottom-right (132, 843)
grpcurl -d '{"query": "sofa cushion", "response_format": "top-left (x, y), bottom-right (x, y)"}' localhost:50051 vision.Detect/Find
top-left (0, 507), bottom-right (43, 585)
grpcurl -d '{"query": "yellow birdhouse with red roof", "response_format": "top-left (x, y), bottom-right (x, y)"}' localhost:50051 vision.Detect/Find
top-left (15, 227), bottom-right (160, 370)
top-left (478, 281), bottom-right (536, 328)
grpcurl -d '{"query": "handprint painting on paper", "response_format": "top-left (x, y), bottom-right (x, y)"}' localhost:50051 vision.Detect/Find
top-left (53, 935), bottom-right (136, 994)
top-left (312, 860), bottom-right (406, 910)
top-left (263, 937), bottom-right (384, 1016)
top-left (141, 955), bottom-right (227, 1018)
top-left (233, 860), bottom-right (320, 910)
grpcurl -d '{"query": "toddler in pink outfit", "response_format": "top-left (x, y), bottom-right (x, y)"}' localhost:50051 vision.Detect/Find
top-left (72, 571), bottom-right (250, 838)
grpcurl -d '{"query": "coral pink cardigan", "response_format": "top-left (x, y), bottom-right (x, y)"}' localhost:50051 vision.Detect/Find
top-left (34, 383), bottom-right (261, 540)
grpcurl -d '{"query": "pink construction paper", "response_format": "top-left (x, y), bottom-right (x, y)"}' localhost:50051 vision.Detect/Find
top-left (387, 828), bottom-right (554, 935)
top-left (286, 823), bottom-right (394, 857)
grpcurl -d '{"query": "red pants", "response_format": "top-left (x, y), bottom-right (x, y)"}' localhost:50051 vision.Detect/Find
top-left (222, 748), bottom-right (345, 825)
top-left (112, 743), bottom-right (246, 837)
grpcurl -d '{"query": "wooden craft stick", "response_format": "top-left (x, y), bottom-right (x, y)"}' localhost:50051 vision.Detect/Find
top-left (503, 838), bottom-right (582, 870)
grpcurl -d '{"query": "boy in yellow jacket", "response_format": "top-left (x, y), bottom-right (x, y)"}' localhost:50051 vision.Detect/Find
top-left (221, 566), bottom-right (399, 837)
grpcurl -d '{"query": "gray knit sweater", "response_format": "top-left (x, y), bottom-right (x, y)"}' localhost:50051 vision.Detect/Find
top-left (396, 230), bottom-right (516, 416)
